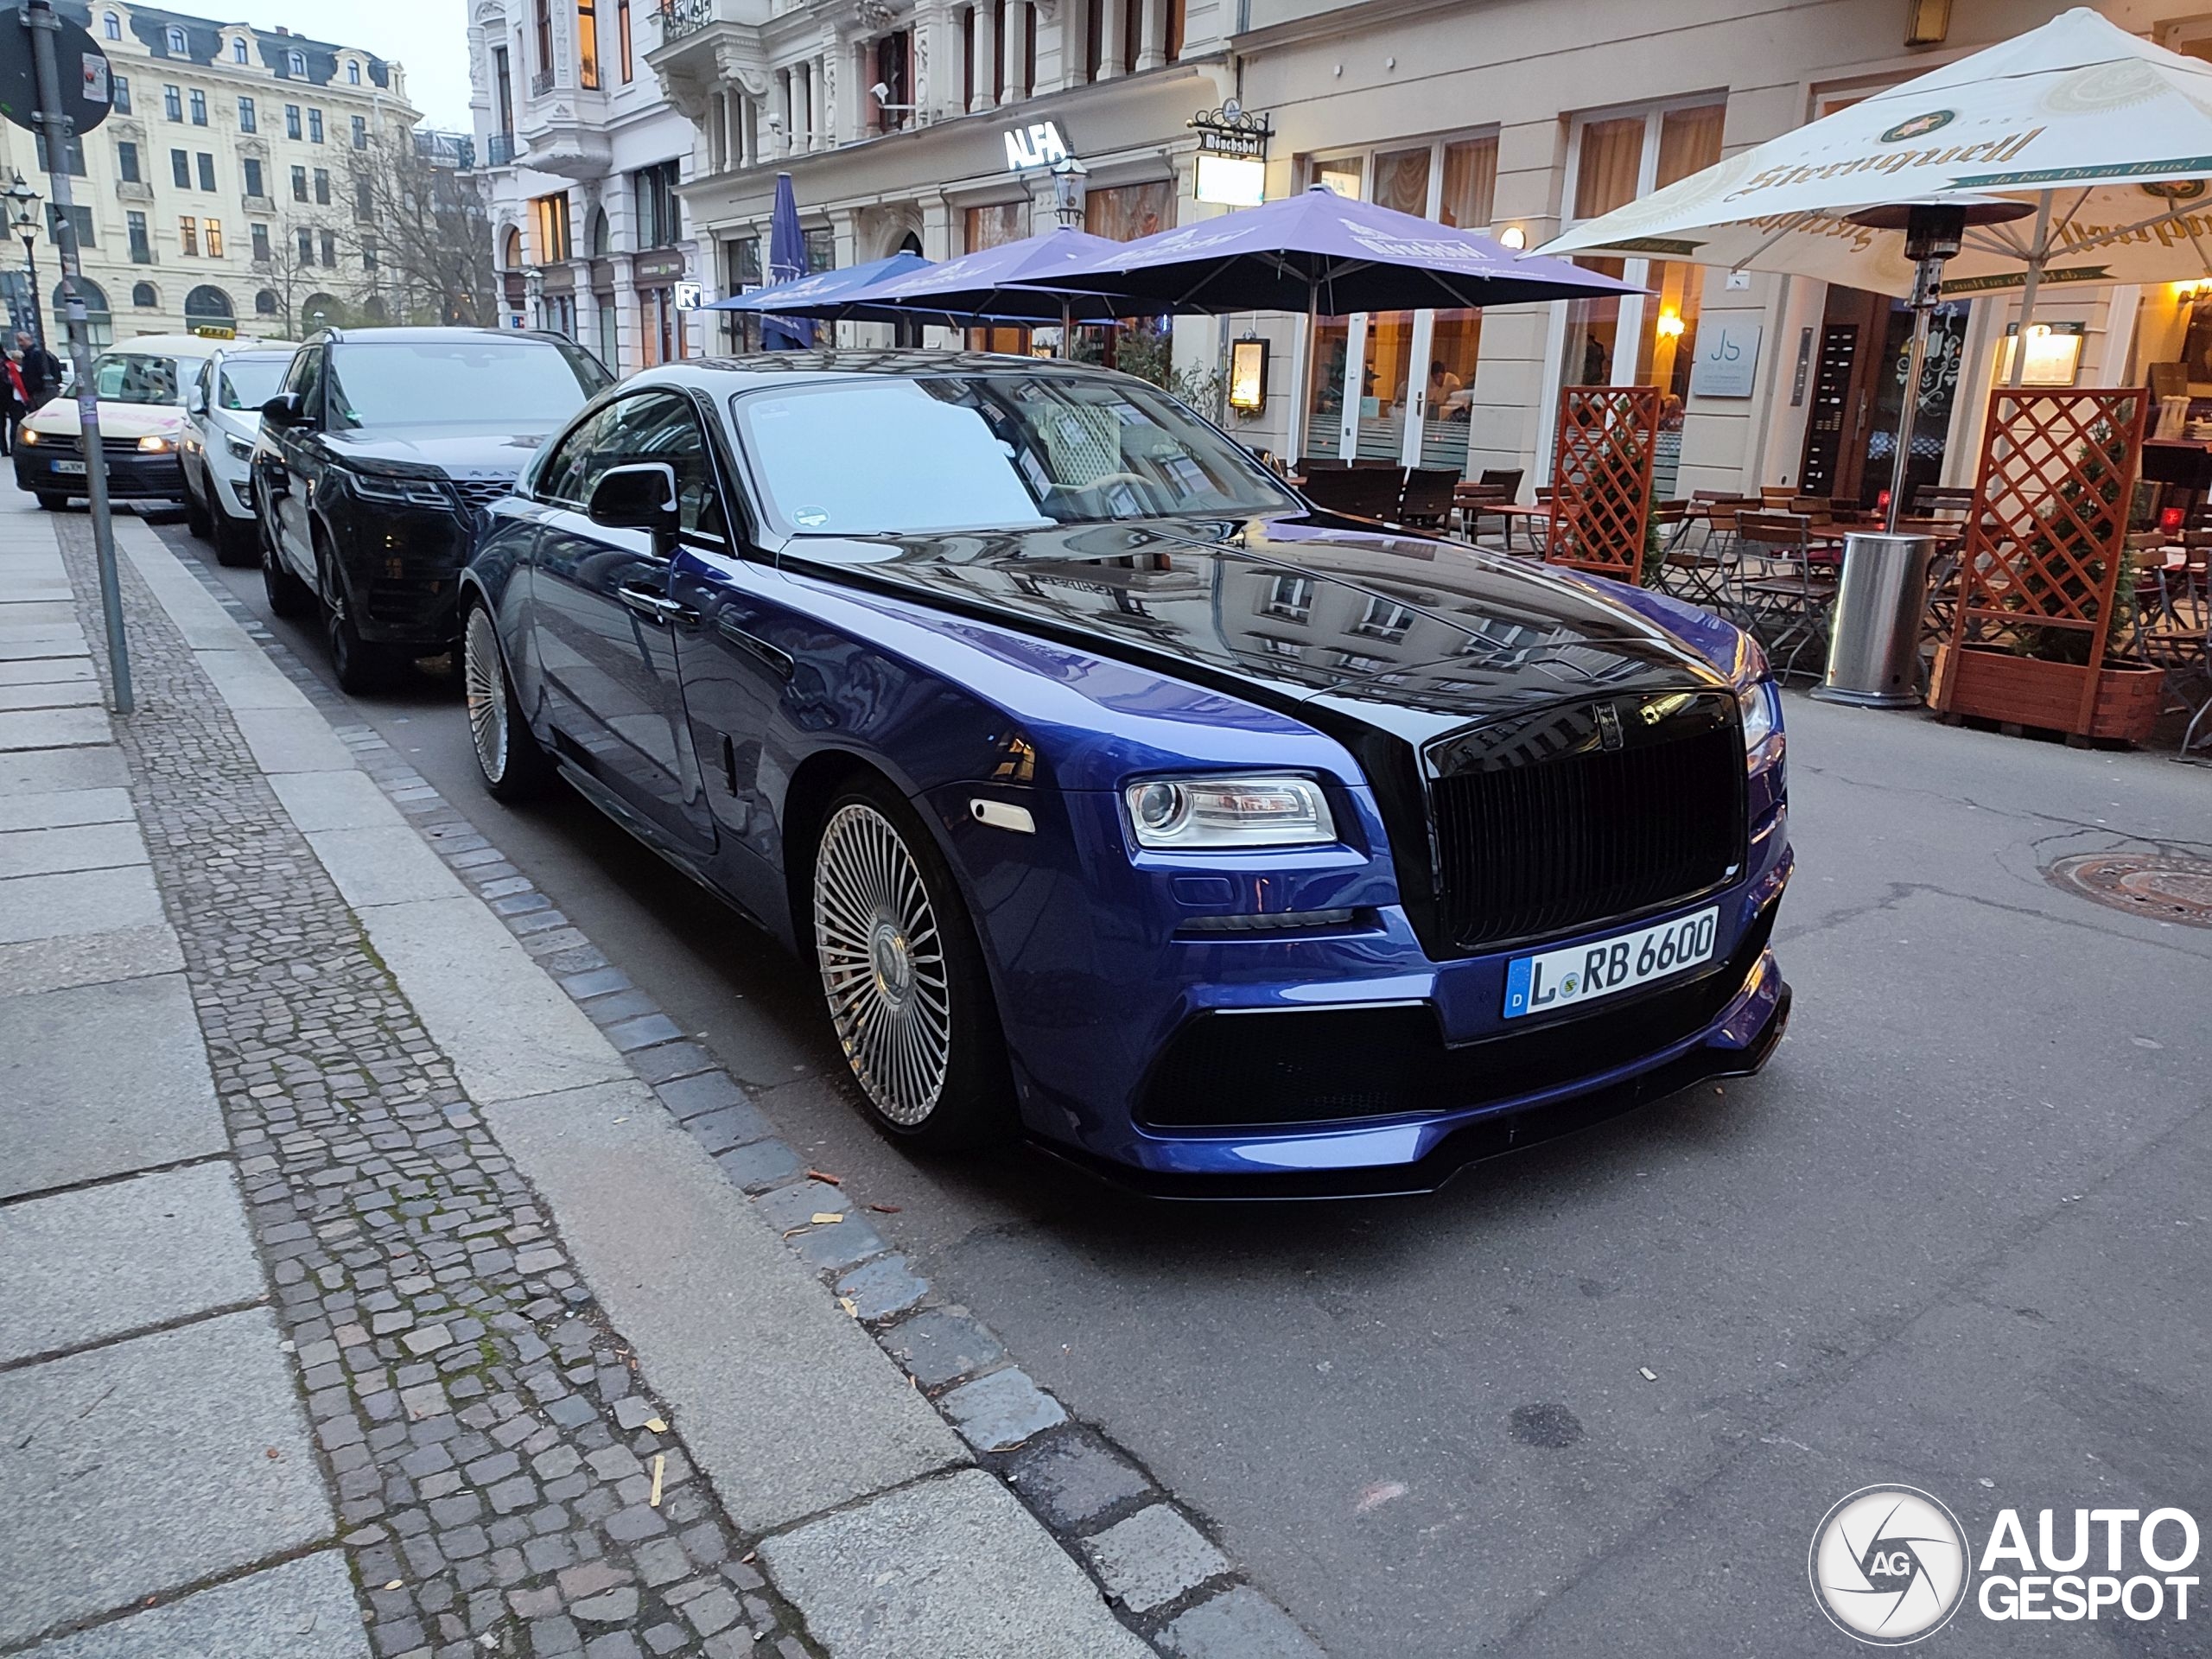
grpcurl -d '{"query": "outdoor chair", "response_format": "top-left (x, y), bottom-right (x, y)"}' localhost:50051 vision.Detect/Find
top-left (1759, 485), bottom-right (1799, 509)
top-left (1396, 468), bottom-right (1459, 530)
top-left (1351, 456), bottom-right (1402, 469)
top-left (1297, 456), bottom-right (1351, 475)
top-left (1911, 486), bottom-right (1974, 519)
top-left (1302, 465), bottom-right (1404, 521)
top-left (1654, 501), bottom-right (1732, 608)
top-left (1733, 511), bottom-right (1839, 680)
top-left (1457, 468), bottom-right (1524, 543)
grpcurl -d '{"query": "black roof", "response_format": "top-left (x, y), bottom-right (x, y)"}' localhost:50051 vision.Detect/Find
top-left (58, 0), bottom-right (393, 91)
top-left (309, 326), bottom-right (578, 346)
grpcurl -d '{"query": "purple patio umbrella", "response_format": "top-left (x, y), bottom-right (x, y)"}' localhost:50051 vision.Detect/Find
top-left (870, 227), bottom-right (1176, 354)
top-left (760, 173), bottom-right (816, 352)
top-left (1024, 186), bottom-right (1644, 448)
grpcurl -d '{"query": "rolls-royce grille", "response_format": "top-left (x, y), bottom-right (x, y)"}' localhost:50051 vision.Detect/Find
top-left (1429, 692), bottom-right (1745, 955)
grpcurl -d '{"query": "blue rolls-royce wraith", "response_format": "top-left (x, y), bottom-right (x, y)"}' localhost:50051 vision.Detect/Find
top-left (459, 353), bottom-right (1790, 1196)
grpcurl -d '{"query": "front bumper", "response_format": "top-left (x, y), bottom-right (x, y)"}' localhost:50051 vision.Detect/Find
top-left (329, 499), bottom-right (473, 649)
top-left (16, 448), bottom-right (183, 500)
top-left (935, 775), bottom-right (1792, 1197)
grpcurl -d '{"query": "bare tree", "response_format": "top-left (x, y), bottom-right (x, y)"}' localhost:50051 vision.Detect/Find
top-left (340, 131), bottom-right (497, 327)
top-left (251, 213), bottom-right (346, 335)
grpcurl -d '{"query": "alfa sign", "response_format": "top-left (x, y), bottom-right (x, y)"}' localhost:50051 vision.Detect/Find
top-left (1003, 119), bottom-right (1071, 172)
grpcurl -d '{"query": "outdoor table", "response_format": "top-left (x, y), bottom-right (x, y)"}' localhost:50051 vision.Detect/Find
top-left (1472, 501), bottom-right (1553, 552)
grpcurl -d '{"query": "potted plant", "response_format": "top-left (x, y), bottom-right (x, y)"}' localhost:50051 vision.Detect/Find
top-left (1931, 397), bottom-right (2164, 744)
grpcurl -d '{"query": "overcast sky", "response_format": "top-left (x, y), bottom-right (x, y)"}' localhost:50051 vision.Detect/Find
top-left (245, 0), bottom-right (474, 130)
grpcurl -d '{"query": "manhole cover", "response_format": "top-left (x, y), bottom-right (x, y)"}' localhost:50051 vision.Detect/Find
top-left (2045, 853), bottom-right (2212, 926)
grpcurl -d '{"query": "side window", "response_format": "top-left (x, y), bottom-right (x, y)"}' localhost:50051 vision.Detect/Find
top-left (607, 394), bottom-right (725, 540)
top-left (195, 359), bottom-right (213, 412)
top-left (280, 347), bottom-right (323, 423)
top-left (535, 400), bottom-right (624, 509)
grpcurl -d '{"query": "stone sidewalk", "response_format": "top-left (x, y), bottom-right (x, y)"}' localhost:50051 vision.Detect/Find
top-left (0, 495), bottom-right (1320, 1659)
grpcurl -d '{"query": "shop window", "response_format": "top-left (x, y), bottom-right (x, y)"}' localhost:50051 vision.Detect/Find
top-left (1084, 181), bottom-right (1171, 244)
top-left (532, 193), bottom-right (573, 264)
top-left (964, 201), bottom-right (1027, 251)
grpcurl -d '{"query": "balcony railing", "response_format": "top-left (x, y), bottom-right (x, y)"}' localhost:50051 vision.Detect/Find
top-left (531, 69), bottom-right (556, 97)
top-left (658, 0), bottom-right (715, 43)
top-left (486, 132), bottom-right (518, 166)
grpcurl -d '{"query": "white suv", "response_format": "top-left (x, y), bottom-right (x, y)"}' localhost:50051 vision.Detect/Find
top-left (180, 344), bottom-right (296, 565)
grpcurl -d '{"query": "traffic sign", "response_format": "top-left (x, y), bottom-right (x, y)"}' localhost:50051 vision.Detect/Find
top-left (0, 9), bottom-right (111, 137)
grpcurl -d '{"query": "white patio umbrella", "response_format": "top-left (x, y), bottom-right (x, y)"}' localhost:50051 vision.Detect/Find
top-left (1538, 7), bottom-right (2212, 522)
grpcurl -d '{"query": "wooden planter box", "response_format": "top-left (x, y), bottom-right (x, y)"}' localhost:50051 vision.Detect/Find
top-left (1931, 643), bottom-right (2165, 744)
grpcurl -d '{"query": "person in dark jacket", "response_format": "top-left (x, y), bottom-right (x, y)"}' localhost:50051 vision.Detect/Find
top-left (16, 332), bottom-right (61, 412)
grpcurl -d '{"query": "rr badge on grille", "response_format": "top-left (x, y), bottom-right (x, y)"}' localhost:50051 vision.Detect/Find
top-left (1594, 701), bottom-right (1624, 751)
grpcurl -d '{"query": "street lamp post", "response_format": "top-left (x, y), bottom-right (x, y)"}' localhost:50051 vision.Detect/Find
top-left (6, 173), bottom-right (44, 348)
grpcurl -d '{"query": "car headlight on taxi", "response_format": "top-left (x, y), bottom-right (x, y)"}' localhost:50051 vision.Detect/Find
top-left (1124, 774), bottom-right (1336, 851)
top-left (225, 434), bottom-right (256, 463)
top-left (16, 425), bottom-right (40, 446)
top-left (136, 434), bottom-right (177, 454)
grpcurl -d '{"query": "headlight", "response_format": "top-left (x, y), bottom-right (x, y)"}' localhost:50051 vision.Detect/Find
top-left (1738, 679), bottom-right (1783, 766)
top-left (1124, 774), bottom-right (1336, 850)
top-left (225, 435), bottom-right (256, 463)
top-left (17, 426), bottom-right (40, 445)
top-left (349, 469), bottom-right (454, 507)
top-left (137, 435), bottom-right (176, 453)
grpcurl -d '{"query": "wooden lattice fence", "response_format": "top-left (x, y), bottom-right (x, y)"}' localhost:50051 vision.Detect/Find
top-left (1543, 385), bottom-right (1661, 583)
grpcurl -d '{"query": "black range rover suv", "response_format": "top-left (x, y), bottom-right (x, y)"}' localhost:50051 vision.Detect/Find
top-left (253, 326), bottom-right (611, 690)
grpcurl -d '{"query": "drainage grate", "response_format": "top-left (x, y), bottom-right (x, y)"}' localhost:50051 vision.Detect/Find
top-left (2045, 853), bottom-right (2212, 927)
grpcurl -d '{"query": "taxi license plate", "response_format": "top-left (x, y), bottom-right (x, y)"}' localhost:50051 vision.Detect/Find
top-left (52, 459), bottom-right (86, 475)
top-left (1503, 906), bottom-right (1719, 1020)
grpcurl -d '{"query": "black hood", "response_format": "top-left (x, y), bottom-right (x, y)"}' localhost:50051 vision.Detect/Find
top-left (779, 512), bottom-right (1726, 752)
top-left (324, 425), bottom-right (550, 480)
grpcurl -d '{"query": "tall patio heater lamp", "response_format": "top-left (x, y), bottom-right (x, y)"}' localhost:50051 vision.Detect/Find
top-left (6, 172), bottom-right (43, 348)
top-left (1845, 199), bottom-right (2030, 532)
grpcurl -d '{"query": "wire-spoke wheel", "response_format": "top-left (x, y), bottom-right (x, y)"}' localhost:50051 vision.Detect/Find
top-left (810, 783), bottom-right (1012, 1147)
top-left (461, 599), bottom-right (552, 802)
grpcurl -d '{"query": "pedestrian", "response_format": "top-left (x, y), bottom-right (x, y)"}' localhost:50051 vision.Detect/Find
top-left (16, 331), bottom-right (60, 414)
top-left (0, 347), bottom-right (22, 456)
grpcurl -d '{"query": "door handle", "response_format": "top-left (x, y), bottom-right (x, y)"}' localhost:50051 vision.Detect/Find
top-left (617, 582), bottom-right (699, 627)
top-left (716, 610), bottom-right (794, 679)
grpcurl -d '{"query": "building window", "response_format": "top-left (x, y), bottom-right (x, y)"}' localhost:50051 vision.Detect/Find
top-left (243, 157), bottom-right (264, 198)
top-left (167, 25), bottom-right (186, 53)
top-left (171, 149), bottom-right (191, 188)
top-left (46, 205), bottom-right (94, 249)
top-left (116, 140), bottom-right (140, 183)
top-left (319, 228), bottom-right (335, 265)
top-left (314, 168), bottom-right (329, 206)
top-left (232, 37), bottom-right (249, 64)
top-left (964, 201), bottom-right (1026, 252)
top-left (296, 226), bottom-right (314, 264)
top-left (535, 0), bottom-right (554, 79)
top-left (350, 115), bottom-right (366, 149)
top-left (181, 215), bottom-right (200, 257)
top-left (308, 109), bottom-right (324, 143)
top-left (111, 76), bottom-right (130, 113)
top-left (255, 289), bottom-right (277, 315)
top-left (492, 46), bottom-right (513, 135)
top-left (251, 223), bottom-right (270, 261)
top-left (288, 49), bottom-right (305, 77)
top-left (285, 105), bottom-right (301, 139)
top-left (238, 97), bottom-right (257, 132)
top-left (290, 165), bottom-right (307, 202)
top-left (127, 213), bottom-right (151, 264)
top-left (197, 152), bottom-right (216, 193)
top-left (347, 60), bottom-right (362, 85)
top-left (578, 0), bottom-right (600, 89)
top-left (206, 219), bottom-right (224, 258)
top-left (190, 89), bottom-right (207, 124)
top-left (186, 284), bottom-right (232, 327)
top-left (632, 160), bottom-right (681, 249)
top-left (132, 280), bottom-right (157, 307)
top-left (103, 11), bottom-right (120, 41)
top-left (163, 85), bottom-right (182, 121)
top-left (638, 285), bottom-right (684, 365)
top-left (34, 131), bottom-right (86, 175)
top-left (618, 0), bottom-right (632, 81)
top-left (532, 192), bottom-right (572, 263)
top-left (871, 31), bottom-right (912, 134)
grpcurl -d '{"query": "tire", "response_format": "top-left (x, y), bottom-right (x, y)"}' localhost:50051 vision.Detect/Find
top-left (461, 599), bottom-right (554, 803)
top-left (323, 567), bottom-right (392, 696)
top-left (213, 507), bottom-right (256, 568)
top-left (808, 778), bottom-right (1013, 1149)
top-left (183, 470), bottom-right (213, 541)
top-left (35, 493), bottom-right (63, 512)
top-left (259, 512), bottom-right (314, 618)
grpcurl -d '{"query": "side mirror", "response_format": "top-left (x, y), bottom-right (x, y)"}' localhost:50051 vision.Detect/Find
top-left (186, 384), bottom-right (207, 415)
top-left (588, 462), bottom-right (680, 537)
top-left (261, 391), bottom-right (307, 428)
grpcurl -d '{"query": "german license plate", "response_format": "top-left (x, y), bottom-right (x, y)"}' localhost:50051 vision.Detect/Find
top-left (1503, 906), bottom-right (1719, 1020)
top-left (51, 459), bottom-right (86, 475)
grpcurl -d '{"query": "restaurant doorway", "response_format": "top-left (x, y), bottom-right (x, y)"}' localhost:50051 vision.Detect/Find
top-left (1799, 284), bottom-right (1969, 509)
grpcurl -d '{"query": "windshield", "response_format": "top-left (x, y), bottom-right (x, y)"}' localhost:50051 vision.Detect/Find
top-left (217, 356), bottom-right (289, 410)
top-left (90, 353), bottom-right (184, 406)
top-left (326, 339), bottom-right (611, 432)
top-left (732, 373), bottom-right (1294, 536)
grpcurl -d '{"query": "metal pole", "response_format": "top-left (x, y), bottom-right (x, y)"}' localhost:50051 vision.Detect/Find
top-left (26, 0), bottom-right (128, 712)
top-left (1060, 296), bottom-right (1073, 361)
top-left (2005, 189), bottom-right (2052, 390)
top-left (19, 230), bottom-right (41, 348)
top-left (1884, 253), bottom-right (1942, 535)
top-left (1287, 286), bottom-right (1317, 463)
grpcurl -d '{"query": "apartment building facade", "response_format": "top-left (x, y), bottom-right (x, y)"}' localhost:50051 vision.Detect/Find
top-left (0, 2), bottom-right (416, 346)
top-left (469, 0), bottom-right (708, 371)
